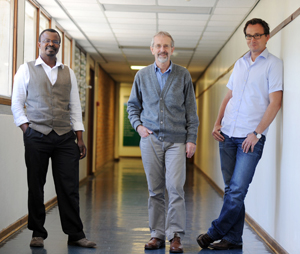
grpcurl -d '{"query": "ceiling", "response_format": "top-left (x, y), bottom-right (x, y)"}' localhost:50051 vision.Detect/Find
top-left (36, 0), bottom-right (259, 83)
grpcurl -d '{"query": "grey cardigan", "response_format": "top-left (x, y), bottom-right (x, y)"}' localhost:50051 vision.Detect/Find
top-left (127, 63), bottom-right (199, 144)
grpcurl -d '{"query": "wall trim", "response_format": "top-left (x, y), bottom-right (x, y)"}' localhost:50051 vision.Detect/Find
top-left (196, 7), bottom-right (300, 99)
top-left (0, 98), bottom-right (11, 106)
top-left (0, 197), bottom-right (57, 243)
top-left (193, 165), bottom-right (288, 254)
top-left (0, 176), bottom-right (88, 244)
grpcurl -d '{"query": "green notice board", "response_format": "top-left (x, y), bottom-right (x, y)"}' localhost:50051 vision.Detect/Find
top-left (123, 104), bottom-right (140, 146)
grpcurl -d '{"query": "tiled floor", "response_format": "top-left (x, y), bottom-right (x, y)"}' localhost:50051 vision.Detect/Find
top-left (0, 158), bottom-right (274, 254)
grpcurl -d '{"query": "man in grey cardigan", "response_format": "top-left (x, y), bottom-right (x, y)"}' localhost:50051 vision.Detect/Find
top-left (127, 31), bottom-right (199, 253)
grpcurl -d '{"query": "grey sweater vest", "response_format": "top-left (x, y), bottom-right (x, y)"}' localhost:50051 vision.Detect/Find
top-left (26, 61), bottom-right (72, 135)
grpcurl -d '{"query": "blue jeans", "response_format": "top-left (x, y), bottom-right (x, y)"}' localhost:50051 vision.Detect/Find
top-left (207, 132), bottom-right (265, 245)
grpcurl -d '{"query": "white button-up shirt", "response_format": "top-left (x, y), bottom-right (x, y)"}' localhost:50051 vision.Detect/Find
top-left (221, 48), bottom-right (283, 138)
top-left (11, 56), bottom-right (84, 131)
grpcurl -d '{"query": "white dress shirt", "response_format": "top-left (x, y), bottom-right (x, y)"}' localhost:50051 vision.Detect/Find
top-left (11, 56), bottom-right (84, 131)
top-left (221, 48), bottom-right (283, 138)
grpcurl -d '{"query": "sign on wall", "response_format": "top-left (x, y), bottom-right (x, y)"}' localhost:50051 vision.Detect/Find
top-left (123, 103), bottom-right (140, 146)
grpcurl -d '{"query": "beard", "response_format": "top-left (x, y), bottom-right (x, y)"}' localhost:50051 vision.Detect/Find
top-left (45, 46), bottom-right (57, 56)
top-left (157, 53), bottom-right (168, 63)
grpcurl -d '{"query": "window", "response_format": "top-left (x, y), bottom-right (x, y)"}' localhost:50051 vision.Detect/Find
top-left (38, 13), bottom-right (50, 56)
top-left (0, 0), bottom-right (14, 98)
top-left (39, 12), bottom-right (50, 33)
top-left (74, 46), bottom-right (87, 113)
top-left (55, 27), bottom-right (63, 63)
top-left (64, 36), bottom-right (71, 67)
top-left (23, 0), bottom-right (37, 63)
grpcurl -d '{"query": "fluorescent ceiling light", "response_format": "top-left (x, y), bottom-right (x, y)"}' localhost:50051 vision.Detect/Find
top-left (131, 66), bottom-right (147, 70)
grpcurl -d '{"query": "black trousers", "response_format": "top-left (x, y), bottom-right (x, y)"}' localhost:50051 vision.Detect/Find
top-left (24, 128), bottom-right (85, 241)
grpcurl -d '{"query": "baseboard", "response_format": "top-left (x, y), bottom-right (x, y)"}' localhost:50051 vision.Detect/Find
top-left (0, 196), bottom-right (57, 243)
top-left (245, 214), bottom-right (288, 254)
top-left (193, 165), bottom-right (288, 254)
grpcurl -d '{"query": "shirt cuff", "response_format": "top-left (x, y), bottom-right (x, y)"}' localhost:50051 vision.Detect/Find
top-left (15, 116), bottom-right (29, 127)
top-left (72, 122), bottom-right (85, 132)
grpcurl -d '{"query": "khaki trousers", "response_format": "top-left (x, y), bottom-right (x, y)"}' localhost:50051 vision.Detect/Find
top-left (140, 134), bottom-right (186, 241)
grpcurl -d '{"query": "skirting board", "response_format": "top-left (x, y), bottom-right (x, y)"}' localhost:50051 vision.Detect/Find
top-left (194, 165), bottom-right (288, 254)
top-left (0, 176), bottom-right (88, 243)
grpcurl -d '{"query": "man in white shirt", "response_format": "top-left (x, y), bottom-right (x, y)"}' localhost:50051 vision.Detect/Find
top-left (11, 29), bottom-right (96, 248)
top-left (196, 18), bottom-right (283, 250)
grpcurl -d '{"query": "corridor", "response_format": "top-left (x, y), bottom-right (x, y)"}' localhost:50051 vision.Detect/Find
top-left (0, 159), bottom-right (273, 254)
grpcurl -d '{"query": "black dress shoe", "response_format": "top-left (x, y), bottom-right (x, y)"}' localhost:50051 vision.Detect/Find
top-left (209, 239), bottom-right (242, 250)
top-left (68, 238), bottom-right (96, 248)
top-left (30, 237), bottom-right (44, 247)
top-left (196, 233), bottom-right (214, 248)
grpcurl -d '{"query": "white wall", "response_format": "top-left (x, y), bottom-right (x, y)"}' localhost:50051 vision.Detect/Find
top-left (0, 114), bottom-right (56, 231)
top-left (194, 1), bottom-right (300, 253)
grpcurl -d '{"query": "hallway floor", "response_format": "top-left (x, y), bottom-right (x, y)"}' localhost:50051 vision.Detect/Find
top-left (0, 158), bottom-right (273, 254)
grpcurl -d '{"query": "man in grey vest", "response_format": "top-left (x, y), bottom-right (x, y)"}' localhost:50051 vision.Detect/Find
top-left (11, 29), bottom-right (96, 248)
top-left (127, 31), bottom-right (199, 253)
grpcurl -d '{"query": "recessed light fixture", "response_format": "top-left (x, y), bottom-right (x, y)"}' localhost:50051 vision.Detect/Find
top-left (131, 66), bottom-right (147, 70)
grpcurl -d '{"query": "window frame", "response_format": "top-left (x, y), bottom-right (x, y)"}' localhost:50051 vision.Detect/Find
top-left (55, 25), bottom-right (64, 64)
top-left (0, 0), bottom-right (17, 105)
top-left (64, 34), bottom-right (73, 68)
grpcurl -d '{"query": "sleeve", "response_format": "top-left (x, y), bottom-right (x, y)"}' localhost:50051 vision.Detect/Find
top-left (127, 72), bottom-right (143, 131)
top-left (226, 62), bottom-right (238, 91)
top-left (69, 68), bottom-right (85, 131)
top-left (11, 64), bottom-right (30, 127)
top-left (268, 58), bottom-right (283, 93)
top-left (184, 72), bottom-right (199, 144)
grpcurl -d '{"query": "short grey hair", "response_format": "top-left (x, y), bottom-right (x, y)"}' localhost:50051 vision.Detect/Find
top-left (151, 31), bottom-right (174, 48)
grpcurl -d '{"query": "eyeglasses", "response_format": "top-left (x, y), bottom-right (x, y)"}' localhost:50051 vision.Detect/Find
top-left (41, 39), bottom-right (60, 45)
top-left (245, 33), bottom-right (266, 40)
top-left (154, 44), bottom-right (171, 49)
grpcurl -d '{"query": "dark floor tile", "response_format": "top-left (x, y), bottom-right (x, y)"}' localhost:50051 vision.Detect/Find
top-left (0, 159), bottom-right (274, 254)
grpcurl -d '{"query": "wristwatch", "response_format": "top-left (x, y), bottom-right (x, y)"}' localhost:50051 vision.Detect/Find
top-left (253, 131), bottom-right (262, 139)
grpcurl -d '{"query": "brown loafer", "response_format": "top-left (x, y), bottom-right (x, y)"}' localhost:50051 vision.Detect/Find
top-left (196, 233), bottom-right (214, 249)
top-left (30, 237), bottom-right (44, 247)
top-left (170, 233), bottom-right (183, 253)
top-left (68, 238), bottom-right (96, 248)
top-left (145, 237), bottom-right (165, 250)
top-left (209, 239), bottom-right (242, 250)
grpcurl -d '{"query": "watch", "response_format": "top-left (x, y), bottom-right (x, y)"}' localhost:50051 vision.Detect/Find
top-left (253, 131), bottom-right (262, 139)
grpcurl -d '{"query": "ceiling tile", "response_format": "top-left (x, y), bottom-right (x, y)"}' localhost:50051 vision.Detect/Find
top-left (107, 18), bottom-right (156, 25)
top-left (210, 14), bottom-right (245, 21)
top-left (111, 24), bottom-right (155, 30)
top-left (158, 0), bottom-right (216, 7)
top-left (213, 7), bottom-right (250, 15)
top-left (159, 19), bottom-right (207, 26)
top-left (158, 25), bottom-right (204, 32)
top-left (158, 13), bottom-right (210, 21)
top-left (105, 11), bottom-right (156, 18)
top-left (99, 0), bottom-right (156, 5)
top-left (208, 20), bottom-right (239, 27)
top-left (60, 3), bottom-right (100, 11)
top-left (216, 0), bottom-right (258, 8)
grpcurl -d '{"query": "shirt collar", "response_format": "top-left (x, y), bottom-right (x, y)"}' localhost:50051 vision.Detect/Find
top-left (36, 56), bottom-right (64, 69)
top-left (154, 61), bottom-right (172, 74)
top-left (244, 48), bottom-right (269, 61)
